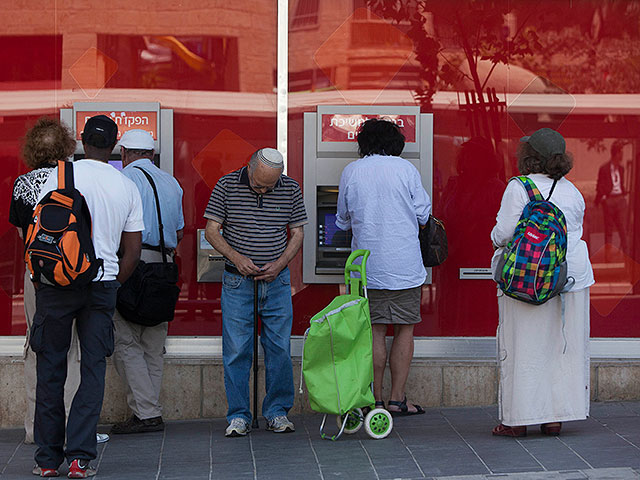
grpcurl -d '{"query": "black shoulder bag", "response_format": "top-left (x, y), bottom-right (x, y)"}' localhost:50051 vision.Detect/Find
top-left (116, 167), bottom-right (180, 326)
top-left (419, 214), bottom-right (448, 267)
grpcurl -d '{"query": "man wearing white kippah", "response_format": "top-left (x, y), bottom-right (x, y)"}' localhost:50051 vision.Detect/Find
top-left (204, 148), bottom-right (307, 437)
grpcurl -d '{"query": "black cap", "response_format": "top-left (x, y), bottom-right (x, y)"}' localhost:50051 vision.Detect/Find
top-left (520, 128), bottom-right (565, 160)
top-left (81, 115), bottom-right (118, 149)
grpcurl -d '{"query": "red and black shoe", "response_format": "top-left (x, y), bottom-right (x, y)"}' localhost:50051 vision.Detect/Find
top-left (32, 465), bottom-right (59, 477)
top-left (67, 459), bottom-right (96, 478)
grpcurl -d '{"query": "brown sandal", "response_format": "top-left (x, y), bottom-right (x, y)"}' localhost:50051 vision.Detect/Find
top-left (492, 423), bottom-right (527, 437)
top-left (540, 422), bottom-right (562, 436)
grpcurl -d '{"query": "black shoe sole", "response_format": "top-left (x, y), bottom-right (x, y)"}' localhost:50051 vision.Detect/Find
top-left (111, 425), bottom-right (164, 434)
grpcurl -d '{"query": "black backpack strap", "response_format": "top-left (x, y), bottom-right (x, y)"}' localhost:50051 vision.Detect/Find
top-left (546, 179), bottom-right (558, 201)
top-left (134, 166), bottom-right (168, 263)
top-left (58, 160), bottom-right (74, 190)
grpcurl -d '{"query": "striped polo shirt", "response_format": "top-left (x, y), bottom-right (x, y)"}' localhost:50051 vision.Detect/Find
top-left (204, 167), bottom-right (308, 267)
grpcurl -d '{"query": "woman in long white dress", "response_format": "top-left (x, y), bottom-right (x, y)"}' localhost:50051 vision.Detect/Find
top-left (490, 128), bottom-right (594, 437)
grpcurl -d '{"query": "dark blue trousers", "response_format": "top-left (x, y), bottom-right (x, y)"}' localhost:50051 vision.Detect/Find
top-left (32, 281), bottom-right (119, 469)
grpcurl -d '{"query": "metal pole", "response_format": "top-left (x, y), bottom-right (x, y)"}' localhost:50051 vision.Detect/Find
top-left (252, 278), bottom-right (259, 429)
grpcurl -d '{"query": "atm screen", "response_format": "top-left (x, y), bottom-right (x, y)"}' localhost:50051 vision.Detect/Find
top-left (318, 212), bottom-right (351, 248)
top-left (108, 160), bottom-right (123, 171)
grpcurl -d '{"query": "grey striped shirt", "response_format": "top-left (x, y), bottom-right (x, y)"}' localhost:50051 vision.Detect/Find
top-left (204, 167), bottom-right (308, 266)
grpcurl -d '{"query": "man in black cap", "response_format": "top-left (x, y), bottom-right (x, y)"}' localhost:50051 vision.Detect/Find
top-left (31, 115), bottom-right (144, 478)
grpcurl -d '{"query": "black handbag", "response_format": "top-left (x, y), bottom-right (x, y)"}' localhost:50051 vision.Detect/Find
top-left (419, 214), bottom-right (448, 267)
top-left (116, 167), bottom-right (180, 326)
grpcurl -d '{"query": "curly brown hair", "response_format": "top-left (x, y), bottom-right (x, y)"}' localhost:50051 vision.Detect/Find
top-left (22, 117), bottom-right (75, 169)
top-left (517, 142), bottom-right (573, 181)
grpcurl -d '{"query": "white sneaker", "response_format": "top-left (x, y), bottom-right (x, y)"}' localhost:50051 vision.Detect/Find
top-left (266, 415), bottom-right (295, 433)
top-left (96, 433), bottom-right (109, 444)
top-left (225, 418), bottom-right (250, 437)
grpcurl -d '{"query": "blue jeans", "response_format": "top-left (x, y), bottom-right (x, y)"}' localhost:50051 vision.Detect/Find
top-left (221, 267), bottom-right (294, 423)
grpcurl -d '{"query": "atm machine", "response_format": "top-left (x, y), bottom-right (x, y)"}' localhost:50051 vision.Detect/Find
top-left (60, 102), bottom-right (224, 282)
top-left (302, 105), bottom-right (434, 284)
top-left (60, 102), bottom-right (174, 174)
top-left (61, 102), bottom-right (226, 282)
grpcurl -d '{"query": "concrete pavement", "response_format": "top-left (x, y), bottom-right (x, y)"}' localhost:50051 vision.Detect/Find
top-left (2, 402), bottom-right (640, 479)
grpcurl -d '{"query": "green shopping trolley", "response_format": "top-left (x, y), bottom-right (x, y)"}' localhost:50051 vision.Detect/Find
top-left (300, 249), bottom-right (393, 440)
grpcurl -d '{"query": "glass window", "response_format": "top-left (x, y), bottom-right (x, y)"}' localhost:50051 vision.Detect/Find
top-left (289, 0), bottom-right (640, 337)
top-left (0, 2), bottom-right (277, 336)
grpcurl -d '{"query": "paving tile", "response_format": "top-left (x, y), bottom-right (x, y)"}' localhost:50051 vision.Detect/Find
top-left (433, 476), bottom-right (487, 480)
top-left (583, 467), bottom-right (640, 479)
top-left (486, 471), bottom-right (587, 480)
top-left (212, 462), bottom-right (255, 479)
top-left (375, 462), bottom-right (425, 479)
top-left (520, 439), bottom-right (591, 471)
top-left (413, 447), bottom-right (490, 477)
top-left (589, 402), bottom-right (636, 418)
top-left (256, 463), bottom-right (322, 478)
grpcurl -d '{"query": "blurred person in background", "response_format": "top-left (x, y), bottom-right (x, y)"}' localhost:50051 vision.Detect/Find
top-left (595, 141), bottom-right (628, 260)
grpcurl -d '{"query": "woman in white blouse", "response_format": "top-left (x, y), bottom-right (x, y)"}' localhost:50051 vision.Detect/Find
top-left (490, 128), bottom-right (594, 437)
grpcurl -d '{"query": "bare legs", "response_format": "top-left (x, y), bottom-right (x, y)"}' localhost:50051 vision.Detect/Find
top-left (372, 324), bottom-right (388, 402)
top-left (372, 323), bottom-right (419, 413)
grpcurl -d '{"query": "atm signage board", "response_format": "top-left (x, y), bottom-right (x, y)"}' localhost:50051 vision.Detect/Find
top-left (75, 111), bottom-right (158, 140)
top-left (321, 114), bottom-right (417, 143)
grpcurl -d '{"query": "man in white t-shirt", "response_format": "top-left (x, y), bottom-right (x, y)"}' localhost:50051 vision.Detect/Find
top-left (31, 115), bottom-right (144, 478)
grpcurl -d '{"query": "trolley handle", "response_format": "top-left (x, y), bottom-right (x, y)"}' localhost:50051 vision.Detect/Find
top-left (344, 249), bottom-right (370, 296)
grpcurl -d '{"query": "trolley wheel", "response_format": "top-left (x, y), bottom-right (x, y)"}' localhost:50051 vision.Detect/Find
top-left (364, 408), bottom-right (393, 439)
top-left (336, 407), bottom-right (364, 434)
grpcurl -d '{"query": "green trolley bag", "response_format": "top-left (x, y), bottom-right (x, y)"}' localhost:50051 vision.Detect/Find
top-left (301, 250), bottom-right (393, 440)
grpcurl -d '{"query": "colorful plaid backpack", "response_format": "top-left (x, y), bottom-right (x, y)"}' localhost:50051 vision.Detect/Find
top-left (494, 176), bottom-right (571, 305)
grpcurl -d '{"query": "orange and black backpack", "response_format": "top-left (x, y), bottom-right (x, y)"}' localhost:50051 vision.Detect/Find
top-left (24, 160), bottom-right (103, 288)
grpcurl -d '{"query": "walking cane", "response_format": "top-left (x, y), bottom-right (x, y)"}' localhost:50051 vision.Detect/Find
top-left (252, 278), bottom-right (259, 429)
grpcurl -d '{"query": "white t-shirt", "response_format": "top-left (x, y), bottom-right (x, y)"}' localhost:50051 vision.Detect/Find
top-left (38, 159), bottom-right (145, 282)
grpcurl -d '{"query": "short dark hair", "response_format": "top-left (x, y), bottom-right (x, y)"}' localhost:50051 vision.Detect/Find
top-left (517, 142), bottom-right (573, 180)
top-left (611, 141), bottom-right (624, 158)
top-left (123, 147), bottom-right (154, 159)
top-left (356, 119), bottom-right (405, 157)
top-left (22, 117), bottom-right (75, 169)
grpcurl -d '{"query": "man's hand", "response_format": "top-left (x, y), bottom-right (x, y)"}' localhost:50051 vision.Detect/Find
top-left (254, 261), bottom-right (283, 282)
top-left (205, 220), bottom-right (260, 276)
top-left (235, 255), bottom-right (261, 277)
top-left (253, 226), bottom-right (304, 281)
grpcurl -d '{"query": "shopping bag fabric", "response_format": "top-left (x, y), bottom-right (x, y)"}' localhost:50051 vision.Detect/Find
top-left (302, 294), bottom-right (375, 415)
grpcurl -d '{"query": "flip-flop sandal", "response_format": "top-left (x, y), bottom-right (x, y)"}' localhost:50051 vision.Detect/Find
top-left (388, 396), bottom-right (425, 416)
